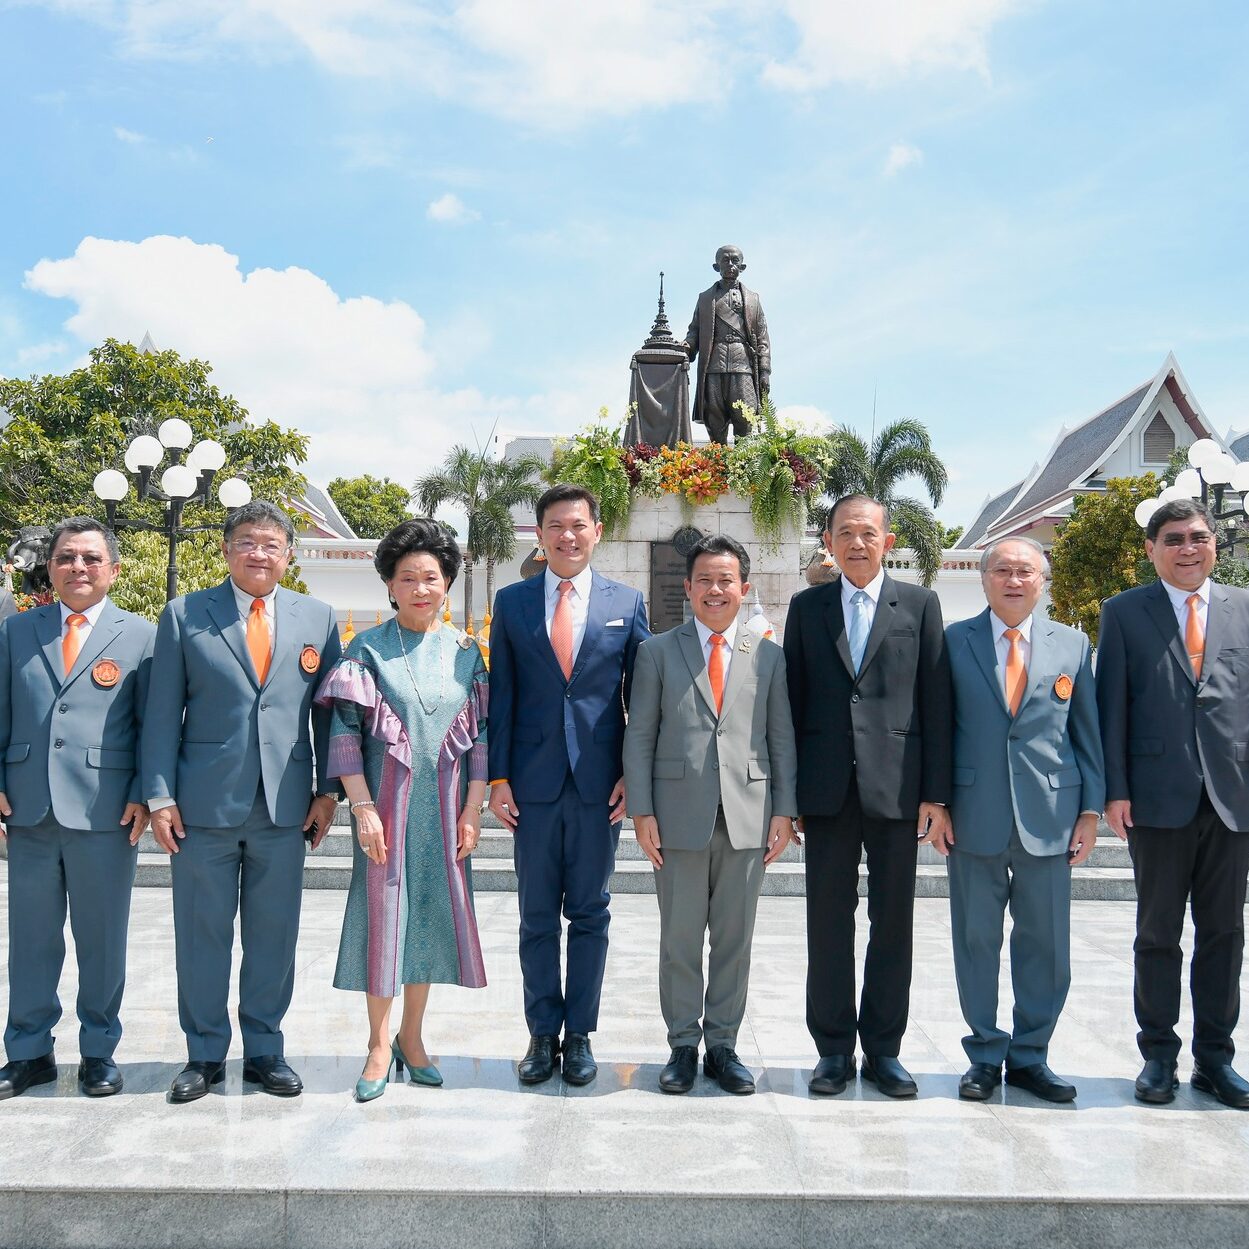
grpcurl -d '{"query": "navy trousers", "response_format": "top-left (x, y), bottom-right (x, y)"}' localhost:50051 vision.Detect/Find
top-left (4, 814), bottom-right (138, 1061)
top-left (513, 774), bottom-right (619, 1036)
top-left (170, 789), bottom-right (306, 1062)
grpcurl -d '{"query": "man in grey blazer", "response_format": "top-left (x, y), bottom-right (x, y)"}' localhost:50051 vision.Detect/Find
top-left (0, 517), bottom-right (154, 1100)
top-left (1098, 498), bottom-right (1249, 1108)
top-left (144, 501), bottom-right (342, 1103)
top-left (937, 538), bottom-right (1103, 1103)
top-left (624, 534), bottom-right (797, 1094)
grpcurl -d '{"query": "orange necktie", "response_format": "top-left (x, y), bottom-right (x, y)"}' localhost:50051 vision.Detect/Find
top-left (247, 597), bottom-right (271, 684)
top-left (1186, 593), bottom-right (1205, 681)
top-left (62, 613), bottom-right (87, 675)
top-left (708, 633), bottom-right (727, 715)
top-left (1004, 627), bottom-right (1026, 715)
top-left (551, 580), bottom-right (574, 680)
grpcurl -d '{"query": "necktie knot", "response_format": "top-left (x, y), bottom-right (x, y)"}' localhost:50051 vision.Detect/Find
top-left (1004, 627), bottom-right (1020, 642)
top-left (710, 633), bottom-right (726, 648)
top-left (67, 613), bottom-right (87, 627)
top-left (558, 579), bottom-right (573, 596)
top-left (1187, 593), bottom-right (1201, 609)
top-left (251, 597), bottom-right (266, 613)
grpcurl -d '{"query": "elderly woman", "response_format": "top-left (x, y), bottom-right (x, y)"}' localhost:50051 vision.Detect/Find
top-left (315, 518), bottom-right (487, 1101)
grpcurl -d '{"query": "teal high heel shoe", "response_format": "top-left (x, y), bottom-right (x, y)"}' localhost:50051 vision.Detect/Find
top-left (354, 1050), bottom-right (395, 1102)
top-left (392, 1038), bottom-right (443, 1087)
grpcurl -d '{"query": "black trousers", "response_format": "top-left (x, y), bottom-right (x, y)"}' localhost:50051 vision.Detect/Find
top-left (804, 778), bottom-right (918, 1056)
top-left (1128, 792), bottom-right (1249, 1066)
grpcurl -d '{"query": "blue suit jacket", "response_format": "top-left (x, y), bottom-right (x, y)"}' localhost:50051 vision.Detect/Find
top-left (0, 598), bottom-right (155, 831)
top-left (142, 579), bottom-right (342, 828)
top-left (487, 570), bottom-right (649, 805)
top-left (947, 609), bottom-right (1105, 857)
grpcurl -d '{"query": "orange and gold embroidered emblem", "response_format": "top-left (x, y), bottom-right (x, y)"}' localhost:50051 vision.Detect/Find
top-left (300, 645), bottom-right (321, 674)
top-left (92, 659), bottom-right (121, 688)
top-left (1053, 674), bottom-right (1073, 702)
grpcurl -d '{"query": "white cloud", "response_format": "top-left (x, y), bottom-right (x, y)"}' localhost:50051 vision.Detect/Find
top-left (884, 142), bottom-right (924, 176)
top-left (764, 0), bottom-right (1021, 90)
top-left (29, 1), bottom-right (1022, 125)
top-left (426, 192), bottom-right (480, 225)
top-left (19, 235), bottom-right (617, 486)
top-left (113, 125), bottom-right (148, 144)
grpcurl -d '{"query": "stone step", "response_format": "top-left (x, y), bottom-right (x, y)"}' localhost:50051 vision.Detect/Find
top-left (131, 853), bottom-right (1140, 900)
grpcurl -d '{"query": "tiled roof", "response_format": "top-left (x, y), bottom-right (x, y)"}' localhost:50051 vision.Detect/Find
top-left (956, 481), bottom-right (1023, 549)
top-left (993, 382), bottom-right (1151, 530)
top-left (294, 481), bottom-right (358, 539)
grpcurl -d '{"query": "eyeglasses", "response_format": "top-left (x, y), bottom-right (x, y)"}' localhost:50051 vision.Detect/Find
top-left (986, 566), bottom-right (1041, 581)
top-left (230, 540), bottom-right (290, 558)
top-left (51, 553), bottom-right (109, 568)
top-left (1159, 532), bottom-right (1213, 547)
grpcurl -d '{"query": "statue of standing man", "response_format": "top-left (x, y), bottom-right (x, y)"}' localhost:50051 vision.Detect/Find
top-left (681, 245), bottom-right (771, 444)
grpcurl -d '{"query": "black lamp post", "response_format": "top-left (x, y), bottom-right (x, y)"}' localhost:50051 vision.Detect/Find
top-left (92, 418), bottom-right (252, 600)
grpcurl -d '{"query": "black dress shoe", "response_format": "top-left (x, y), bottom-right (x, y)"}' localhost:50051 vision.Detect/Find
top-left (170, 1060), bottom-right (225, 1103)
top-left (517, 1035), bottom-right (559, 1085)
top-left (243, 1055), bottom-right (303, 1097)
top-left (809, 1054), bottom-right (855, 1096)
top-left (561, 1034), bottom-right (597, 1086)
top-left (861, 1055), bottom-right (918, 1098)
top-left (78, 1057), bottom-right (123, 1097)
top-left (958, 1063), bottom-right (1002, 1101)
top-left (1191, 1062), bottom-right (1249, 1109)
top-left (1005, 1063), bottom-right (1076, 1103)
top-left (659, 1046), bottom-right (699, 1094)
top-left (704, 1045), bottom-right (755, 1095)
top-left (1135, 1058), bottom-right (1179, 1104)
top-left (0, 1053), bottom-right (57, 1101)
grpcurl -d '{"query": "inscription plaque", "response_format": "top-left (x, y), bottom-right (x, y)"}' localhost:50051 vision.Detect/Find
top-left (649, 530), bottom-right (705, 632)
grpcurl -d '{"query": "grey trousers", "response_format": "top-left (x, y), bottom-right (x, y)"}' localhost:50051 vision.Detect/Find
top-left (170, 790), bottom-right (306, 1062)
top-left (701, 372), bottom-right (758, 443)
top-left (4, 814), bottom-right (138, 1061)
top-left (654, 816), bottom-right (765, 1050)
top-left (947, 829), bottom-right (1072, 1069)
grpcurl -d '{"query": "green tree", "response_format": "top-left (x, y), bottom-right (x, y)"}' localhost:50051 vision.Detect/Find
top-left (326, 474), bottom-right (412, 539)
top-left (936, 521), bottom-right (965, 549)
top-left (0, 338), bottom-right (309, 611)
top-left (1049, 475), bottom-right (1159, 644)
top-left (414, 446), bottom-right (544, 625)
top-left (824, 418), bottom-right (949, 586)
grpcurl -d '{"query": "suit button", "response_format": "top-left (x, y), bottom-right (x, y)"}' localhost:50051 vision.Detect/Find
top-left (717, 729), bottom-right (724, 737)
top-left (565, 691), bottom-right (572, 699)
top-left (260, 703), bottom-right (269, 710)
top-left (54, 739), bottom-right (63, 748)
top-left (58, 704), bottom-right (68, 713)
top-left (851, 694), bottom-right (860, 703)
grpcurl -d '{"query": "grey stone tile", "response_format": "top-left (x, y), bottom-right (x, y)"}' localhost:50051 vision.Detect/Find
top-left (545, 1194), bottom-right (803, 1249)
top-left (287, 1193), bottom-right (542, 1249)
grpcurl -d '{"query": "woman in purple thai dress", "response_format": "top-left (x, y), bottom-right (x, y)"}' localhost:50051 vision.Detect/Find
top-left (315, 519), bottom-right (487, 1101)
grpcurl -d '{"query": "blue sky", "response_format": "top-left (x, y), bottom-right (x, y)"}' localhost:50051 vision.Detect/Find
top-left (2, 0), bottom-right (1247, 528)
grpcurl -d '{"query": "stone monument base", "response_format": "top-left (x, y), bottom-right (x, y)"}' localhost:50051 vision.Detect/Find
top-left (592, 491), bottom-right (802, 636)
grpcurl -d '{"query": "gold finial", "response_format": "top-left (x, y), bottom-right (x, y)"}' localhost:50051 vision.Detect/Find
top-left (341, 609), bottom-right (356, 645)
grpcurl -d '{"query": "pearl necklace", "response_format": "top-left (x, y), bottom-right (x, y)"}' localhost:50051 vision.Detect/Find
top-left (395, 618), bottom-right (446, 716)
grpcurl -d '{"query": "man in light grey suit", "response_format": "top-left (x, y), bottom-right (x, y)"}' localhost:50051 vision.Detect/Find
top-left (144, 501), bottom-right (342, 1103)
top-left (936, 537), bottom-right (1103, 1102)
top-left (624, 534), bottom-right (797, 1094)
top-left (0, 517), bottom-right (154, 1100)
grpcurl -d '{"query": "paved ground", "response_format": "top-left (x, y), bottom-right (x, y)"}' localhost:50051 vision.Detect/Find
top-left (1, 866), bottom-right (1248, 1248)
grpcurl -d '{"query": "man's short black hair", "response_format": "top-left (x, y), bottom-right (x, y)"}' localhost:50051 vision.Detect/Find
top-left (536, 483), bottom-right (601, 527)
top-left (686, 533), bottom-right (750, 581)
top-left (825, 494), bottom-right (890, 533)
top-left (222, 500), bottom-right (296, 545)
top-left (49, 516), bottom-right (120, 563)
top-left (1145, 497), bottom-right (1217, 541)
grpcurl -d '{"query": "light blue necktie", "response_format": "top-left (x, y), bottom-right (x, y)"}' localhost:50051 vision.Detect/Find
top-left (848, 590), bottom-right (871, 673)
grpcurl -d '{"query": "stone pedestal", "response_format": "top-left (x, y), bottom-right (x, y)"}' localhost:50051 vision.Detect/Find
top-left (593, 492), bottom-right (803, 637)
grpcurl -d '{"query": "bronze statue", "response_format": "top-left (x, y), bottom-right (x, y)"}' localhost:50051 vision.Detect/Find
top-left (681, 245), bottom-right (771, 444)
top-left (624, 273), bottom-right (692, 449)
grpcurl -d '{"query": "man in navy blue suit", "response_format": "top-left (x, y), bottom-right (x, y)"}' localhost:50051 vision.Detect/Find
top-left (488, 484), bottom-right (649, 1085)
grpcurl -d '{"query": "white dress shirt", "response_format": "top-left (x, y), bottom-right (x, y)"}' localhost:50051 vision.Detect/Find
top-left (694, 617), bottom-right (738, 684)
top-left (840, 567), bottom-right (885, 630)
top-left (1160, 577), bottom-right (1210, 637)
top-left (544, 566), bottom-right (592, 661)
top-left (60, 596), bottom-right (107, 643)
top-left (990, 611), bottom-right (1033, 701)
top-left (231, 580), bottom-right (277, 655)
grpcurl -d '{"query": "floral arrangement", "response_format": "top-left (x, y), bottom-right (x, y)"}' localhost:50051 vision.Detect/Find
top-left (549, 398), bottom-right (833, 548)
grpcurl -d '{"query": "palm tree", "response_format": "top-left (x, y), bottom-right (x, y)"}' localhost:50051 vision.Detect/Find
top-left (824, 418), bottom-right (949, 587)
top-left (413, 446), bottom-right (544, 626)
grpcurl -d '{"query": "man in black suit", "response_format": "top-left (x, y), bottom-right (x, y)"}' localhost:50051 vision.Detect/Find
top-left (784, 496), bottom-right (952, 1097)
top-left (1097, 497), bottom-right (1249, 1109)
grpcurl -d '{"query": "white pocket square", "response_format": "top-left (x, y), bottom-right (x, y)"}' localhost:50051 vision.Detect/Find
top-left (606, 618), bottom-right (625, 627)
